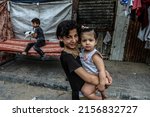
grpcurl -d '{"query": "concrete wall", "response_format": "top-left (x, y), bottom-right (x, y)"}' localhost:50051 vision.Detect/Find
top-left (110, 0), bottom-right (130, 61)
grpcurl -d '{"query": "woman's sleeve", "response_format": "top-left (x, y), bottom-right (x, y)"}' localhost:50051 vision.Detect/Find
top-left (64, 54), bottom-right (81, 73)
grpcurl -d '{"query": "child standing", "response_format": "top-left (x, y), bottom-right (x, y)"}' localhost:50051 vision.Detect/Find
top-left (79, 26), bottom-right (112, 100)
top-left (22, 18), bottom-right (46, 60)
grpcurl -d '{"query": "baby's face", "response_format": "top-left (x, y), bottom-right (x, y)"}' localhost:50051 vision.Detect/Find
top-left (81, 31), bottom-right (97, 51)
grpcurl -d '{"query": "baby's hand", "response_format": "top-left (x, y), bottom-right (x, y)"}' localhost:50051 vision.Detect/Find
top-left (105, 70), bottom-right (112, 85)
top-left (97, 83), bottom-right (105, 92)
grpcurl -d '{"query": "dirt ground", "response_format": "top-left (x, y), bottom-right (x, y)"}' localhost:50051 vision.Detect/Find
top-left (0, 81), bottom-right (71, 100)
top-left (0, 56), bottom-right (150, 100)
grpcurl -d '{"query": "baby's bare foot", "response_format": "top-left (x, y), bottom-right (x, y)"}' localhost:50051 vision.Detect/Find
top-left (101, 92), bottom-right (108, 100)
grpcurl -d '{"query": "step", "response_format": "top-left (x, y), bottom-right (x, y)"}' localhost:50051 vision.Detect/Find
top-left (0, 57), bottom-right (71, 91)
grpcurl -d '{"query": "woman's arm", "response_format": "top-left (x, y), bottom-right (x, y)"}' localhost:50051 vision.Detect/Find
top-left (60, 53), bottom-right (100, 85)
top-left (74, 67), bottom-right (99, 85)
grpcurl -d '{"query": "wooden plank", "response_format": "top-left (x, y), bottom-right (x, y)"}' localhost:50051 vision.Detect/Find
top-left (0, 39), bottom-right (62, 57)
top-left (29, 48), bottom-right (62, 53)
top-left (2, 41), bottom-right (60, 48)
top-left (28, 53), bottom-right (61, 56)
top-left (1, 39), bottom-right (59, 44)
top-left (0, 44), bottom-right (62, 53)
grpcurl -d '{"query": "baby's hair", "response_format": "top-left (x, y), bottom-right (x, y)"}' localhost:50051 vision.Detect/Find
top-left (79, 25), bottom-right (98, 42)
top-left (31, 18), bottom-right (40, 25)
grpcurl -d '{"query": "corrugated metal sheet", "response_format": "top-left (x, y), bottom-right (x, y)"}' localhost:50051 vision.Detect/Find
top-left (124, 20), bottom-right (150, 62)
top-left (77, 0), bottom-right (116, 58)
top-left (77, 0), bottom-right (116, 31)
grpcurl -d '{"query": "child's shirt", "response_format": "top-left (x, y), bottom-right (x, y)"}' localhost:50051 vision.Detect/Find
top-left (34, 26), bottom-right (45, 41)
top-left (79, 48), bottom-right (103, 74)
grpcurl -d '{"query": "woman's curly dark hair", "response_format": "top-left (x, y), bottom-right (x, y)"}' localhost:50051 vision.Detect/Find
top-left (56, 20), bottom-right (79, 47)
top-left (56, 20), bottom-right (79, 38)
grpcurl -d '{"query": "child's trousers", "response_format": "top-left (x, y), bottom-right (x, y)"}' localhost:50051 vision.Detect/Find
top-left (24, 40), bottom-right (45, 57)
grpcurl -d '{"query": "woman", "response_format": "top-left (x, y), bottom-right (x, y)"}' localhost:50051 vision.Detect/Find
top-left (56, 20), bottom-right (112, 100)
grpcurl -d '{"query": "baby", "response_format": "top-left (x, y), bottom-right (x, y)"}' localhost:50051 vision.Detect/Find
top-left (79, 26), bottom-right (112, 100)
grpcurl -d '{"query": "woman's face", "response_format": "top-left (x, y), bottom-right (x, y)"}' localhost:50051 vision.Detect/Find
top-left (61, 29), bottom-right (78, 49)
